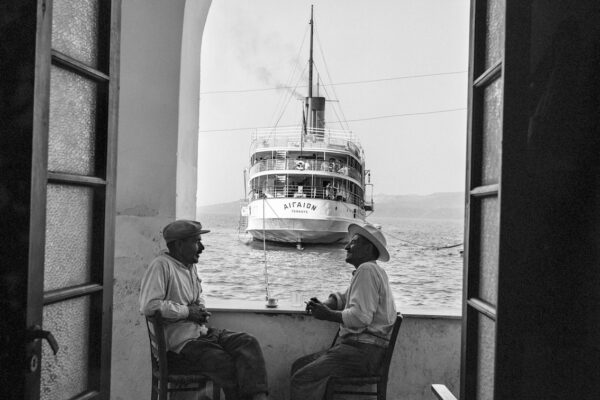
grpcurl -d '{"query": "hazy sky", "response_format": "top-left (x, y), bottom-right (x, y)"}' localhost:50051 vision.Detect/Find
top-left (197, 0), bottom-right (469, 207)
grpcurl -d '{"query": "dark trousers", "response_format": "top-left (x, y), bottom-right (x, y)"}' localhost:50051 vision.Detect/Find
top-left (169, 328), bottom-right (268, 400)
top-left (290, 341), bottom-right (386, 400)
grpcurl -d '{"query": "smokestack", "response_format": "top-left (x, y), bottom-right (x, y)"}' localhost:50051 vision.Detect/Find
top-left (307, 96), bottom-right (326, 132)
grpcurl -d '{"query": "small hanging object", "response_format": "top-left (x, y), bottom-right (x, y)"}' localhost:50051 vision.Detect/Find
top-left (266, 297), bottom-right (278, 308)
top-left (263, 197), bottom-right (278, 308)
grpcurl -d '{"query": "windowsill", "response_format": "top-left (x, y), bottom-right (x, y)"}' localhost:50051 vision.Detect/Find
top-left (206, 299), bottom-right (462, 319)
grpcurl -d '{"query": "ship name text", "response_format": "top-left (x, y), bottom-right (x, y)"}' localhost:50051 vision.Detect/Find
top-left (283, 201), bottom-right (317, 211)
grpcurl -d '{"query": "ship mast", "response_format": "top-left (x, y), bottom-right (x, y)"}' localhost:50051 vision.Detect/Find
top-left (304, 5), bottom-right (326, 138)
top-left (308, 5), bottom-right (314, 99)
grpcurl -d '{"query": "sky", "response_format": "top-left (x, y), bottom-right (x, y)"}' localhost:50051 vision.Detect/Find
top-left (197, 0), bottom-right (470, 207)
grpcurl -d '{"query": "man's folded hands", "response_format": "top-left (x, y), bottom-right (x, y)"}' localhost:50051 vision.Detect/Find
top-left (188, 304), bottom-right (211, 323)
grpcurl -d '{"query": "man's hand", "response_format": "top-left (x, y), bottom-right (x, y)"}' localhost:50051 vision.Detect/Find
top-left (306, 298), bottom-right (330, 320)
top-left (187, 304), bottom-right (211, 324)
top-left (306, 296), bottom-right (343, 323)
top-left (305, 297), bottom-right (322, 315)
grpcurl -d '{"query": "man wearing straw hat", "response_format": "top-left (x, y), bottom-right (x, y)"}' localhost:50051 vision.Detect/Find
top-left (290, 223), bottom-right (398, 400)
top-left (140, 219), bottom-right (269, 400)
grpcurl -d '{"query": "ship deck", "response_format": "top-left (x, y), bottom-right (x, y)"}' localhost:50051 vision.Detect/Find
top-left (250, 126), bottom-right (364, 160)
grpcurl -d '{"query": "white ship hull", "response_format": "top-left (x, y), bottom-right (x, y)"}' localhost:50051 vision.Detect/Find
top-left (245, 198), bottom-right (366, 244)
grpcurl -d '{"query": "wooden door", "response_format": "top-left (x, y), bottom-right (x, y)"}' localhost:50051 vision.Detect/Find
top-left (0, 1), bottom-right (120, 399)
top-left (462, 1), bottom-right (531, 399)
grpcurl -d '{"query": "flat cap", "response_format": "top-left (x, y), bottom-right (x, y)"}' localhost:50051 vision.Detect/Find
top-left (162, 220), bottom-right (210, 243)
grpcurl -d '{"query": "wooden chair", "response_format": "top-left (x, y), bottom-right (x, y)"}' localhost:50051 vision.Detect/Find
top-left (325, 313), bottom-right (403, 400)
top-left (145, 311), bottom-right (221, 399)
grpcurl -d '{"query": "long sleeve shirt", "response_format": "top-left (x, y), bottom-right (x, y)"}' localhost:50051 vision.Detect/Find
top-left (139, 253), bottom-right (206, 353)
top-left (330, 261), bottom-right (398, 347)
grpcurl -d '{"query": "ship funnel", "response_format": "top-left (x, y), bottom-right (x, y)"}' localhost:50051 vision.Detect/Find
top-left (305, 96), bottom-right (326, 136)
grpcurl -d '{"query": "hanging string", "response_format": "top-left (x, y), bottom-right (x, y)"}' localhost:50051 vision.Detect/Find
top-left (262, 197), bottom-right (271, 300)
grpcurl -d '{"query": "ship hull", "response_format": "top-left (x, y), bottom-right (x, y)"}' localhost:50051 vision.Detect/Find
top-left (245, 197), bottom-right (366, 244)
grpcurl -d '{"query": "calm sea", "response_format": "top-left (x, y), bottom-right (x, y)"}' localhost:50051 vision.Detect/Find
top-left (196, 213), bottom-right (464, 313)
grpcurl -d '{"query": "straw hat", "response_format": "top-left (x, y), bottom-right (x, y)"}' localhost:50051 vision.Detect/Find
top-left (348, 223), bottom-right (390, 262)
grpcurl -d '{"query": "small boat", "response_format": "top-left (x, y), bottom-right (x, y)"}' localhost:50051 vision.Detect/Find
top-left (241, 6), bottom-right (374, 245)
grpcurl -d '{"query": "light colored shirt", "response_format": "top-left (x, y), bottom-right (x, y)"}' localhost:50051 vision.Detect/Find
top-left (330, 261), bottom-right (397, 347)
top-left (139, 253), bottom-right (206, 353)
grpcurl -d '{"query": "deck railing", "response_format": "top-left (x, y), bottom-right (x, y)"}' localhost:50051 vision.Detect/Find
top-left (248, 158), bottom-right (362, 182)
top-left (248, 184), bottom-right (367, 208)
top-left (250, 126), bottom-right (364, 159)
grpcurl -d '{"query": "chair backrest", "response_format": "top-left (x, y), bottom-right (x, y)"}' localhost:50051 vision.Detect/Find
top-left (330, 312), bottom-right (403, 377)
top-left (145, 311), bottom-right (169, 380)
top-left (380, 313), bottom-right (403, 378)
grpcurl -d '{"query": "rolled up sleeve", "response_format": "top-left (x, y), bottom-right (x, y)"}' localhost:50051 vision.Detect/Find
top-left (329, 292), bottom-right (346, 310)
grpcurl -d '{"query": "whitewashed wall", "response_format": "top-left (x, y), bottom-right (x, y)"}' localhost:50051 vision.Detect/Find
top-left (111, 1), bottom-right (211, 399)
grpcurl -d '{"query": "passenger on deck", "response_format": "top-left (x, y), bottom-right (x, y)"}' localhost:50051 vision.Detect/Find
top-left (336, 186), bottom-right (347, 201)
top-left (294, 186), bottom-right (306, 198)
top-left (290, 223), bottom-right (397, 400)
top-left (324, 183), bottom-right (334, 199)
top-left (328, 158), bottom-right (336, 172)
top-left (139, 220), bottom-right (269, 400)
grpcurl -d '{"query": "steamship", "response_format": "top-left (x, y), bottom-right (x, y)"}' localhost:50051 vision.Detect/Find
top-left (241, 8), bottom-right (374, 245)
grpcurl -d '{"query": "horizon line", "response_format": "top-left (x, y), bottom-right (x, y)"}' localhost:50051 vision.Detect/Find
top-left (196, 190), bottom-right (465, 208)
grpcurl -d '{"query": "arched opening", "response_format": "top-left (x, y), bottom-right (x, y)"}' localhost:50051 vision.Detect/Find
top-left (196, 1), bottom-right (468, 315)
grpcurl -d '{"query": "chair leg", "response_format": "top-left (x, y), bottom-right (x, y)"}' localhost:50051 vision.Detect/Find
top-left (159, 380), bottom-right (168, 400)
top-left (377, 382), bottom-right (386, 400)
top-left (151, 376), bottom-right (158, 400)
top-left (325, 381), bottom-right (335, 400)
top-left (212, 381), bottom-right (221, 400)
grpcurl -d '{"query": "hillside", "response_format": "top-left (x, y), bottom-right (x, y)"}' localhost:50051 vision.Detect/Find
top-left (197, 192), bottom-right (465, 220)
top-left (369, 192), bottom-right (464, 219)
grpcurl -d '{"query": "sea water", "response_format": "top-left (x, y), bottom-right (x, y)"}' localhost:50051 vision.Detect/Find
top-left (196, 213), bottom-right (464, 313)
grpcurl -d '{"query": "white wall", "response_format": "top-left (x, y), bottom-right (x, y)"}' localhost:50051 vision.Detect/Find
top-left (211, 308), bottom-right (461, 400)
top-left (133, 305), bottom-right (461, 400)
top-left (111, 1), bottom-right (211, 399)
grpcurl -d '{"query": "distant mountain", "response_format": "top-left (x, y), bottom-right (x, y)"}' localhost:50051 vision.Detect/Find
top-left (197, 192), bottom-right (465, 220)
top-left (369, 192), bottom-right (465, 219)
top-left (197, 200), bottom-right (242, 215)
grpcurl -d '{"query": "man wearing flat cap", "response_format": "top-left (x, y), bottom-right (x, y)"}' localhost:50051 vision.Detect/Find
top-left (140, 219), bottom-right (269, 400)
top-left (290, 223), bottom-right (398, 400)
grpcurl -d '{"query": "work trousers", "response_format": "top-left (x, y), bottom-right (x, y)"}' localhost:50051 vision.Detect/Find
top-left (290, 341), bottom-right (386, 400)
top-left (169, 328), bottom-right (268, 400)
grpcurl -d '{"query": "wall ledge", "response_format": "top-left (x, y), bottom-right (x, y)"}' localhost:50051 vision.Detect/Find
top-left (206, 299), bottom-right (462, 319)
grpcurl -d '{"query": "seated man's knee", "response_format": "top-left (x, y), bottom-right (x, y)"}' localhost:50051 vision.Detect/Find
top-left (291, 357), bottom-right (306, 376)
top-left (290, 368), bottom-right (302, 385)
top-left (240, 332), bottom-right (259, 347)
top-left (290, 363), bottom-right (318, 386)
